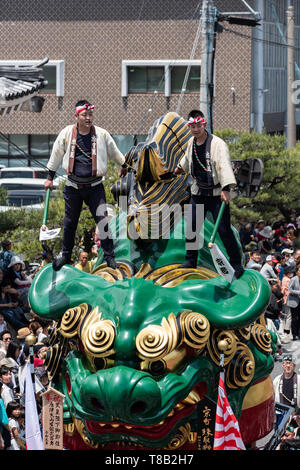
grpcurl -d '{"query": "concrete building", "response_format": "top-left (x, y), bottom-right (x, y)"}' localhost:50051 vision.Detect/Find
top-left (0, 0), bottom-right (297, 167)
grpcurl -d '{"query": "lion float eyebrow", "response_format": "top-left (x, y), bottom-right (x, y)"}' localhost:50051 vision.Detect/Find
top-left (29, 112), bottom-right (274, 450)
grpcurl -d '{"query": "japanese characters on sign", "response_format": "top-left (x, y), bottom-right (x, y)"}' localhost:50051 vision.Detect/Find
top-left (42, 387), bottom-right (65, 450)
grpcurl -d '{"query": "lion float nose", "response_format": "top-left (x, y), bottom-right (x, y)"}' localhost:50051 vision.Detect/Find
top-left (81, 366), bottom-right (161, 422)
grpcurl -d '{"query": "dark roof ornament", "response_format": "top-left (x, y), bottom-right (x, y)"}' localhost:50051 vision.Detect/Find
top-left (0, 56), bottom-right (49, 115)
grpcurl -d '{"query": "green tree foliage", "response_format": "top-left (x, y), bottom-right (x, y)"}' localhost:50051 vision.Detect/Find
top-left (215, 130), bottom-right (300, 227)
top-left (0, 186), bottom-right (7, 205)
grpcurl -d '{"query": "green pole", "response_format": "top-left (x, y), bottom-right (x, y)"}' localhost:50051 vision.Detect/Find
top-left (208, 200), bottom-right (226, 248)
top-left (42, 188), bottom-right (51, 226)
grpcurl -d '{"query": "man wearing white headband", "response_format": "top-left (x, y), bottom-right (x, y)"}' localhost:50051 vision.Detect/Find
top-left (45, 99), bottom-right (127, 270)
top-left (175, 109), bottom-right (244, 278)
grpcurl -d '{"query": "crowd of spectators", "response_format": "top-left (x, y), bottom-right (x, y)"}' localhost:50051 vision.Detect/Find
top-left (0, 238), bottom-right (54, 450)
top-left (240, 216), bottom-right (300, 350)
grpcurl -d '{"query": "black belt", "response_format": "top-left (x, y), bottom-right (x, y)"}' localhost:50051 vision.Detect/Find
top-left (68, 174), bottom-right (102, 184)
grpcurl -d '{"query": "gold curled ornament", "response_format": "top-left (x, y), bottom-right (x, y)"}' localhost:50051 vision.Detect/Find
top-left (179, 310), bottom-right (210, 351)
top-left (234, 326), bottom-right (251, 342)
top-left (225, 342), bottom-right (255, 389)
top-left (136, 313), bottom-right (179, 360)
top-left (60, 304), bottom-right (89, 338)
top-left (163, 423), bottom-right (192, 450)
top-left (79, 306), bottom-right (116, 358)
top-left (250, 323), bottom-right (272, 354)
top-left (207, 329), bottom-right (237, 366)
top-left (44, 342), bottom-right (67, 380)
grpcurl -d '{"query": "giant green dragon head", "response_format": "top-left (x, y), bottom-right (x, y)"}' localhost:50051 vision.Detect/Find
top-left (29, 113), bottom-right (275, 450)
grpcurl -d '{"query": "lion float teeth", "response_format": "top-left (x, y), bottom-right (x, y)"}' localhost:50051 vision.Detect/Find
top-left (98, 423), bottom-right (106, 427)
top-left (175, 403), bottom-right (185, 410)
top-left (112, 424), bottom-right (120, 428)
top-left (167, 410), bottom-right (175, 417)
top-left (125, 425), bottom-right (133, 429)
top-left (182, 390), bottom-right (201, 405)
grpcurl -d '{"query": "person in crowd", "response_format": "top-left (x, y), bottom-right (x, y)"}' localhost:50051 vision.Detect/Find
top-left (0, 281), bottom-right (28, 331)
top-left (257, 224), bottom-right (273, 242)
top-left (35, 318), bottom-right (52, 343)
top-left (0, 239), bottom-right (15, 276)
top-left (258, 239), bottom-right (273, 259)
top-left (260, 255), bottom-right (278, 280)
top-left (0, 331), bottom-right (12, 361)
top-left (0, 365), bottom-right (15, 408)
top-left (6, 256), bottom-right (32, 290)
top-left (239, 223), bottom-right (257, 250)
top-left (289, 408), bottom-right (300, 438)
top-left (279, 425), bottom-right (297, 450)
top-left (286, 265), bottom-right (300, 340)
top-left (0, 314), bottom-right (8, 335)
top-left (287, 249), bottom-right (300, 269)
top-left (293, 229), bottom-right (300, 250)
top-left (44, 99), bottom-right (127, 271)
top-left (246, 250), bottom-right (262, 270)
top-left (274, 253), bottom-right (289, 283)
top-left (286, 223), bottom-right (297, 243)
top-left (273, 355), bottom-right (300, 409)
top-left (281, 265), bottom-right (295, 343)
top-left (254, 220), bottom-right (265, 239)
top-left (5, 340), bottom-right (21, 389)
top-left (265, 278), bottom-right (283, 330)
top-left (0, 382), bottom-right (12, 450)
top-left (6, 400), bottom-right (23, 450)
top-left (75, 250), bottom-right (95, 274)
top-left (28, 321), bottom-right (43, 340)
top-left (174, 109), bottom-right (244, 278)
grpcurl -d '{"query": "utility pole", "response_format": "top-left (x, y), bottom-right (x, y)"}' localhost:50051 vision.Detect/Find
top-left (200, 0), bottom-right (216, 133)
top-left (287, 4), bottom-right (296, 147)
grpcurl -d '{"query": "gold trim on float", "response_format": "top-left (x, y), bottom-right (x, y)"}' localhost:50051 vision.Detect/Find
top-left (80, 306), bottom-right (116, 358)
top-left (72, 416), bottom-right (99, 449)
top-left (241, 375), bottom-right (274, 410)
top-left (63, 422), bottom-right (75, 436)
top-left (135, 263), bottom-right (153, 278)
top-left (136, 311), bottom-right (210, 360)
top-left (163, 423), bottom-right (192, 450)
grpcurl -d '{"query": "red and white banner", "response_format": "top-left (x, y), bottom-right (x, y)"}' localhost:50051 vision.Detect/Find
top-left (213, 371), bottom-right (245, 450)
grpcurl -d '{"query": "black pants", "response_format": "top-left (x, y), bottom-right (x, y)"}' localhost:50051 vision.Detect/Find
top-left (291, 304), bottom-right (300, 338)
top-left (185, 194), bottom-right (242, 267)
top-left (62, 183), bottom-right (114, 260)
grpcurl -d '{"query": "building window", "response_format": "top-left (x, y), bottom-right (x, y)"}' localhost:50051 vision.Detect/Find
top-left (122, 60), bottom-right (202, 97)
top-left (171, 66), bottom-right (201, 93)
top-left (128, 66), bottom-right (165, 93)
top-left (30, 134), bottom-right (57, 157)
top-left (43, 66), bottom-right (57, 93)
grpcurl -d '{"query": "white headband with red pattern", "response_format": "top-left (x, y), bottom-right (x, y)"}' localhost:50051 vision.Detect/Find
top-left (75, 104), bottom-right (95, 114)
top-left (187, 116), bottom-right (207, 126)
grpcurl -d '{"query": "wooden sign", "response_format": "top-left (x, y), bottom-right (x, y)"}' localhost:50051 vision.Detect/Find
top-left (41, 387), bottom-right (65, 450)
top-left (197, 396), bottom-right (217, 450)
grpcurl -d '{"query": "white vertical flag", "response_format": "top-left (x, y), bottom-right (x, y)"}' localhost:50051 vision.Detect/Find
top-left (210, 243), bottom-right (235, 283)
top-left (25, 363), bottom-right (45, 450)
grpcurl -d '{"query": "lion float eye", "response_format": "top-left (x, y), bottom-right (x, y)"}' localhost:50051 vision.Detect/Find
top-left (93, 357), bottom-right (115, 371)
top-left (140, 348), bottom-right (187, 375)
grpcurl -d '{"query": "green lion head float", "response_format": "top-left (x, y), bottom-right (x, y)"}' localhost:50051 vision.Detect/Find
top-left (29, 113), bottom-right (275, 450)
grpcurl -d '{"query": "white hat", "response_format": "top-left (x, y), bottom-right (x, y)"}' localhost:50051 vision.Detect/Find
top-left (282, 248), bottom-right (294, 254)
top-left (8, 255), bottom-right (24, 268)
top-left (259, 226), bottom-right (273, 239)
